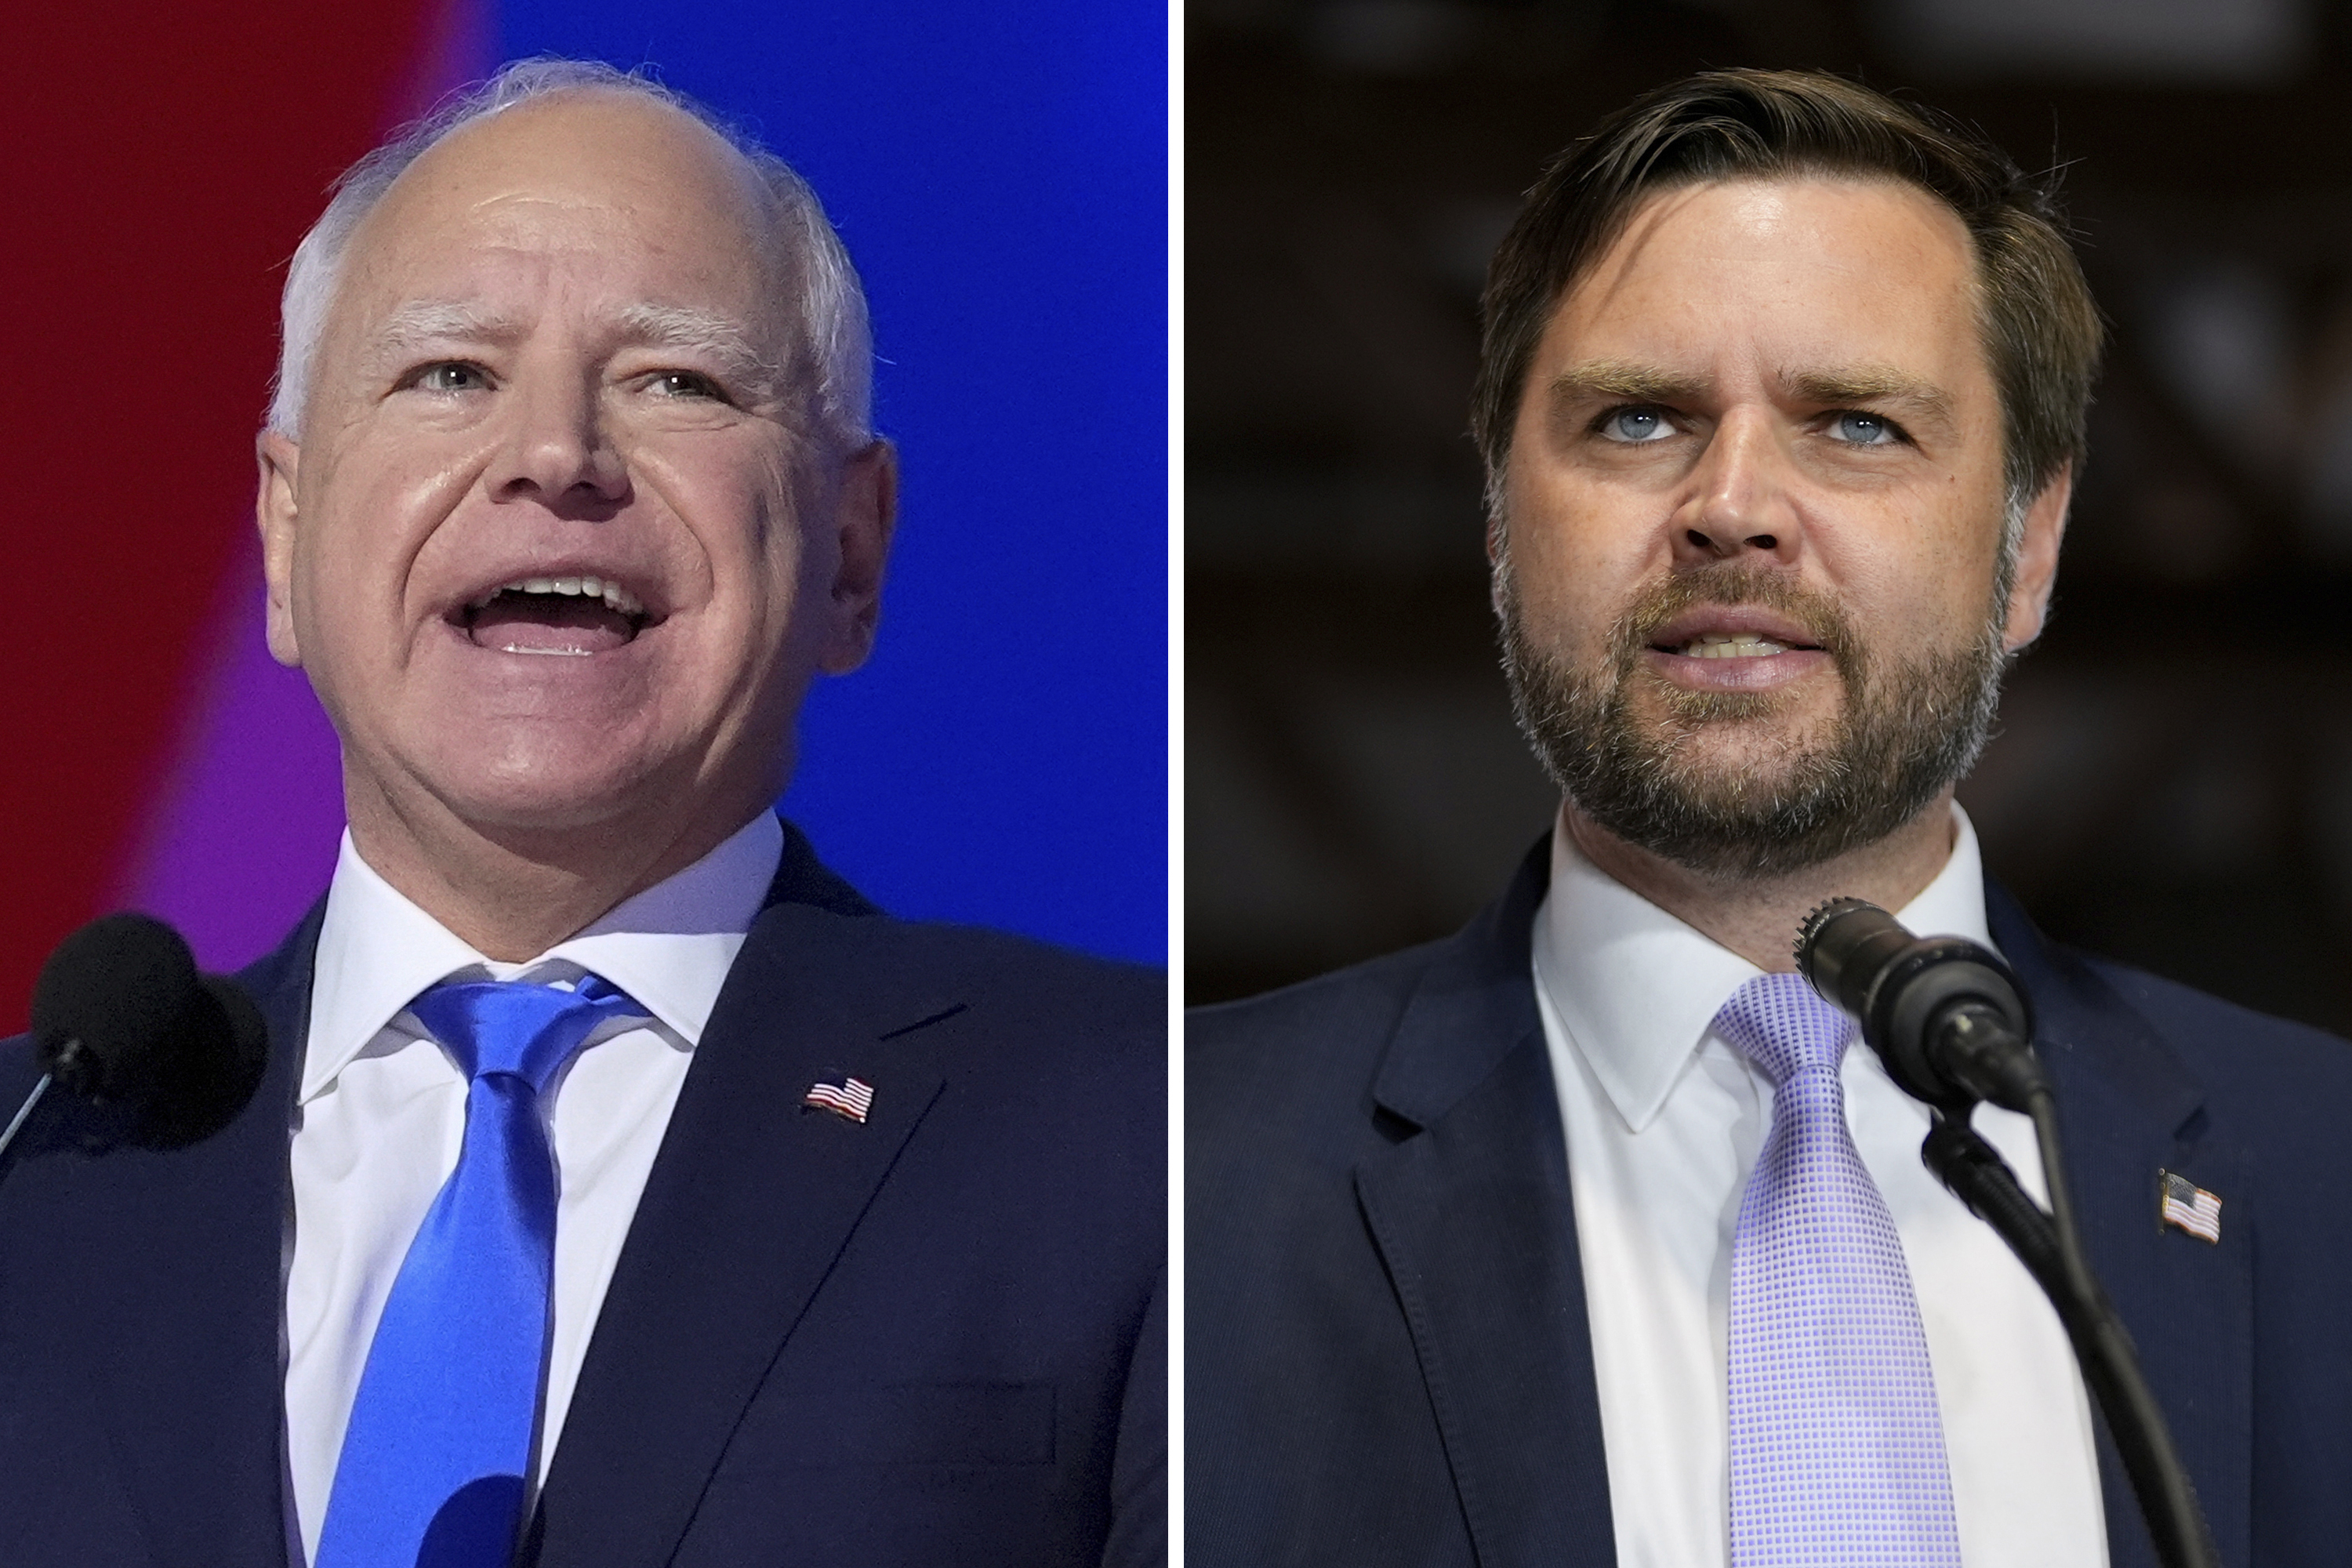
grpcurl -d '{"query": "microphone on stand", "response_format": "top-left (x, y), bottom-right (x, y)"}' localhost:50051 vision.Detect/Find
top-left (0, 913), bottom-right (268, 1162)
top-left (1796, 896), bottom-right (2047, 1112)
top-left (1793, 897), bottom-right (2216, 1568)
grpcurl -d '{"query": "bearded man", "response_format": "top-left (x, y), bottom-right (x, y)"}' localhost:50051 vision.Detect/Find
top-left (1189, 70), bottom-right (2352, 1568)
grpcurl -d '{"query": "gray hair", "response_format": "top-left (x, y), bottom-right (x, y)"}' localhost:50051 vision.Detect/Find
top-left (265, 57), bottom-right (873, 448)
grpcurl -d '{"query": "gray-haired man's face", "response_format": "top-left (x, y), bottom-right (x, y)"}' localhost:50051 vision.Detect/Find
top-left (256, 90), bottom-right (894, 872)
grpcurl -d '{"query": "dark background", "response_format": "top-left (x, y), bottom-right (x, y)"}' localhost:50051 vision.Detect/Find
top-left (1186, 0), bottom-right (2352, 1029)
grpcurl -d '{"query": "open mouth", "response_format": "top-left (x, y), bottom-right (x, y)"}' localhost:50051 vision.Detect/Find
top-left (1663, 631), bottom-right (1824, 659)
top-left (459, 575), bottom-right (655, 656)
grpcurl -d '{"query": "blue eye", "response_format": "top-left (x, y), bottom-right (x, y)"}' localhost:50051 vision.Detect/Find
top-left (1829, 412), bottom-right (1898, 445)
top-left (1600, 407), bottom-right (1673, 443)
top-left (412, 362), bottom-right (488, 394)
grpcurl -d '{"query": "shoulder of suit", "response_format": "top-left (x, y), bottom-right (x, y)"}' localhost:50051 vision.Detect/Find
top-left (753, 901), bottom-right (1165, 1034)
top-left (2020, 930), bottom-right (2352, 1178)
top-left (1185, 931), bottom-right (1464, 1120)
top-left (2063, 943), bottom-right (2352, 1074)
top-left (1190, 935), bottom-right (1448, 1034)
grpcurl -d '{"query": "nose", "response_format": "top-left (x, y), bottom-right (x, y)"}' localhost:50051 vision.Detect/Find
top-left (486, 371), bottom-right (630, 513)
top-left (1671, 411), bottom-right (1801, 564)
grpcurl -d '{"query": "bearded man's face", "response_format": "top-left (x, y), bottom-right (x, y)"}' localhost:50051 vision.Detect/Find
top-left (1493, 176), bottom-right (2067, 877)
top-left (1497, 554), bottom-right (2008, 878)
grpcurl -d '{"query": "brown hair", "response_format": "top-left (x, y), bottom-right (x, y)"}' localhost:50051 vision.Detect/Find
top-left (1472, 68), bottom-right (2103, 510)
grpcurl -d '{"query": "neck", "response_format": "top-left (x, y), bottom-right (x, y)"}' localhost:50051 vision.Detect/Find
top-left (344, 782), bottom-right (772, 961)
top-left (1561, 791), bottom-right (1961, 973)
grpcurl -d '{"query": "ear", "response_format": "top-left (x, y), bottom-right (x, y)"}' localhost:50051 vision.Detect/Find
top-left (816, 438), bottom-right (898, 676)
top-left (256, 430), bottom-right (305, 668)
top-left (2000, 464), bottom-right (2071, 652)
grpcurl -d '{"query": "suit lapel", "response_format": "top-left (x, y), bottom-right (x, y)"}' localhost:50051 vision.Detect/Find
top-left (71, 909), bottom-right (316, 1568)
top-left (45, 820), bottom-right (927, 1567)
top-left (1345, 858), bottom-right (2249, 1568)
top-left (531, 891), bottom-right (963, 1567)
top-left (1352, 847), bottom-right (1617, 1568)
top-left (1991, 890), bottom-right (2251, 1568)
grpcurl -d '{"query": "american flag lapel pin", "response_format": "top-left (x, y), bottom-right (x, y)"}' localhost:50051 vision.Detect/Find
top-left (803, 1075), bottom-right (874, 1124)
top-left (2158, 1170), bottom-right (2222, 1243)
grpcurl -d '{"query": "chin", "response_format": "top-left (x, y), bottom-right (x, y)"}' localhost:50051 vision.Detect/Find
top-left (426, 733), bottom-right (681, 839)
top-left (1646, 707), bottom-right (1840, 771)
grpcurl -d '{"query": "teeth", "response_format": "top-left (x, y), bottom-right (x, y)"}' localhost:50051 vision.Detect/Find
top-left (463, 576), bottom-right (648, 618)
top-left (1680, 632), bottom-right (1789, 659)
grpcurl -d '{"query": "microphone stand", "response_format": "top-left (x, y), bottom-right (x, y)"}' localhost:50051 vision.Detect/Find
top-left (1798, 900), bottom-right (2219, 1568)
top-left (0, 1073), bottom-right (50, 1162)
top-left (1922, 1092), bottom-right (2216, 1568)
top-left (0, 1038), bottom-right (78, 1165)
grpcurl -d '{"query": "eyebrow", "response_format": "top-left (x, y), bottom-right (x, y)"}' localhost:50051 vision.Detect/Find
top-left (1788, 366), bottom-right (1954, 425)
top-left (1545, 358), bottom-right (1958, 430)
top-left (371, 300), bottom-right (526, 357)
top-left (1544, 360), bottom-right (1708, 407)
top-left (613, 303), bottom-right (782, 394)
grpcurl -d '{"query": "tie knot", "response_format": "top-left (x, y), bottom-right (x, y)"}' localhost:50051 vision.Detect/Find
top-left (1713, 971), bottom-right (1853, 1088)
top-left (405, 975), bottom-right (644, 1092)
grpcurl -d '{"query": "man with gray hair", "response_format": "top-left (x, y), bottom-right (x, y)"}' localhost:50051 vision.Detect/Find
top-left (0, 60), bottom-right (1163, 1568)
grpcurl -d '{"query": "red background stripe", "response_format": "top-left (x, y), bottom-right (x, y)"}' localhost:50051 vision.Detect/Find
top-left (0, 0), bottom-right (451, 1026)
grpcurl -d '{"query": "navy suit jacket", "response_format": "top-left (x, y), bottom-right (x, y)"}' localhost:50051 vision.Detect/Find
top-left (0, 821), bottom-right (1165, 1567)
top-left (1189, 837), bottom-right (2352, 1568)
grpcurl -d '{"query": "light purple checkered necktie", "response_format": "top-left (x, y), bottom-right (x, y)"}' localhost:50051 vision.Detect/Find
top-left (1715, 971), bottom-right (1962, 1566)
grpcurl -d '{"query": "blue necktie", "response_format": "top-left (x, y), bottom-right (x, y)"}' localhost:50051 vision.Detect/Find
top-left (1715, 973), bottom-right (1962, 1566)
top-left (314, 975), bottom-right (645, 1568)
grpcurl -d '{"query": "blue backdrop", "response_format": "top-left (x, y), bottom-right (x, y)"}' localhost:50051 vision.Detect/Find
top-left (498, 1), bottom-right (1168, 962)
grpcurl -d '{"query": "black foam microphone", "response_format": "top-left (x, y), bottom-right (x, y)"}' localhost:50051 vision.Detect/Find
top-left (2, 913), bottom-right (268, 1157)
top-left (1795, 897), bottom-right (2048, 1113)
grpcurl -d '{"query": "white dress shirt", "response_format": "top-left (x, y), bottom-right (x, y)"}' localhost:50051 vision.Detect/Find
top-left (282, 812), bottom-right (782, 1566)
top-left (1530, 806), bottom-right (2107, 1566)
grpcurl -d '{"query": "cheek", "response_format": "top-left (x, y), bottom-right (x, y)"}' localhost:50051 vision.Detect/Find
top-left (735, 481), bottom-right (811, 610)
top-left (1827, 507), bottom-right (2004, 651)
top-left (642, 433), bottom-right (804, 572)
top-left (1915, 483), bottom-right (2009, 604)
top-left (674, 471), bottom-right (818, 668)
top-left (1504, 471), bottom-right (1656, 643)
top-left (299, 443), bottom-right (471, 621)
top-left (289, 513), bottom-right (374, 659)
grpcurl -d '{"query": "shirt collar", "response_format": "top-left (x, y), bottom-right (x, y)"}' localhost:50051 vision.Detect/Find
top-left (299, 812), bottom-right (783, 1103)
top-left (1530, 803), bottom-right (1994, 1134)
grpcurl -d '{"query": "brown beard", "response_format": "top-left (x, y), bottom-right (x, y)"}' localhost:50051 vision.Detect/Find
top-left (1497, 559), bottom-right (2009, 879)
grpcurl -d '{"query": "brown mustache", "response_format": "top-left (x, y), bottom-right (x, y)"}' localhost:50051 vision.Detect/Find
top-left (1612, 564), bottom-right (1856, 668)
